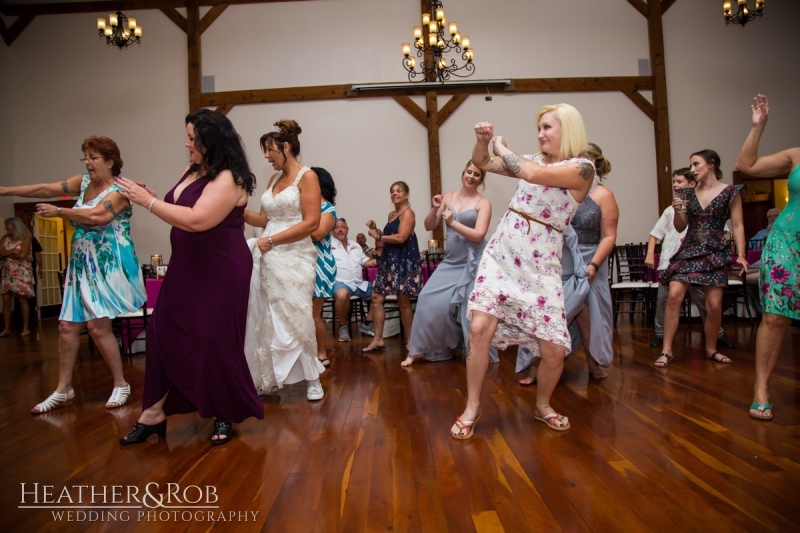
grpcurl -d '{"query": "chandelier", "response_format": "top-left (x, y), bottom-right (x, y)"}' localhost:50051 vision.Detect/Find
top-left (96, 12), bottom-right (142, 49)
top-left (723, 0), bottom-right (764, 27)
top-left (401, 1), bottom-right (474, 83)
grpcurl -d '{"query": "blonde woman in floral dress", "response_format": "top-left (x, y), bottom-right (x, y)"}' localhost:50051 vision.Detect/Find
top-left (451, 104), bottom-right (595, 438)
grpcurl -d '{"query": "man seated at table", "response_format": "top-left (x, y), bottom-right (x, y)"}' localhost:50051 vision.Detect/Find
top-left (331, 218), bottom-right (377, 342)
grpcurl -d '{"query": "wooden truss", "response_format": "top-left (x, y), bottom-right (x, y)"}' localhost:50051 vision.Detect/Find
top-left (1, 0), bottom-right (677, 243)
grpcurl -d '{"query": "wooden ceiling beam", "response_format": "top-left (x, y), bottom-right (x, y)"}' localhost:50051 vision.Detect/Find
top-left (0, 14), bottom-right (34, 46)
top-left (392, 96), bottom-right (427, 127)
top-left (159, 7), bottom-right (187, 33)
top-left (661, 0), bottom-right (678, 14)
top-left (626, 0), bottom-right (648, 18)
top-left (200, 5), bottom-right (228, 34)
top-left (0, 0), bottom-right (314, 17)
top-left (438, 93), bottom-right (468, 126)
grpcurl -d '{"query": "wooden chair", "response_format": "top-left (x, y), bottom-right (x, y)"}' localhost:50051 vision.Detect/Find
top-left (113, 300), bottom-right (153, 357)
top-left (323, 295), bottom-right (367, 336)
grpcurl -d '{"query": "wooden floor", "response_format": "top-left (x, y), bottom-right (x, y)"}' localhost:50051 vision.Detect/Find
top-left (2, 315), bottom-right (799, 533)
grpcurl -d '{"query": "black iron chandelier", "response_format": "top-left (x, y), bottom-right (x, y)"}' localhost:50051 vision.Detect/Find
top-left (401, 0), bottom-right (474, 83)
top-left (723, 0), bottom-right (764, 27)
top-left (96, 12), bottom-right (142, 49)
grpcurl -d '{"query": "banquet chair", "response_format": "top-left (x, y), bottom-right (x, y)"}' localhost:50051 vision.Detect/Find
top-left (324, 296), bottom-right (366, 337)
top-left (113, 300), bottom-right (153, 357)
top-left (610, 244), bottom-right (653, 326)
top-left (424, 251), bottom-right (444, 276)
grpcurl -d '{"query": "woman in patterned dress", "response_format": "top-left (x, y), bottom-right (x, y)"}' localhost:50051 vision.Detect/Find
top-left (0, 136), bottom-right (145, 413)
top-left (363, 181), bottom-right (424, 352)
top-left (0, 217), bottom-right (35, 337)
top-left (310, 167), bottom-right (337, 368)
top-left (736, 94), bottom-right (800, 421)
top-left (656, 149), bottom-right (747, 367)
top-left (451, 104), bottom-right (596, 438)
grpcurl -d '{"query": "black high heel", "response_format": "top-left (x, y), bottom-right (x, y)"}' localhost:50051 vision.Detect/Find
top-left (119, 420), bottom-right (167, 445)
top-left (211, 420), bottom-right (232, 446)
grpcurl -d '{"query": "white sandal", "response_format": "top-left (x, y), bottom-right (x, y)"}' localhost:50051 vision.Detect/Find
top-left (105, 384), bottom-right (131, 409)
top-left (32, 389), bottom-right (75, 414)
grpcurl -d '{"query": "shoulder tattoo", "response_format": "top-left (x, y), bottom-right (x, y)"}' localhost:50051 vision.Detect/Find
top-left (102, 200), bottom-right (119, 217)
top-left (577, 162), bottom-right (595, 181)
top-left (60, 181), bottom-right (69, 193)
top-left (502, 153), bottom-right (522, 174)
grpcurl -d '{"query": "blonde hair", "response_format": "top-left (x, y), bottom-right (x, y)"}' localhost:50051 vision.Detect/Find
top-left (462, 160), bottom-right (487, 190)
top-left (535, 103), bottom-right (588, 160)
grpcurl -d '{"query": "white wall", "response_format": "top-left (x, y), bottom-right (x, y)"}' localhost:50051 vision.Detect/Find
top-left (2, 0), bottom-right (799, 262)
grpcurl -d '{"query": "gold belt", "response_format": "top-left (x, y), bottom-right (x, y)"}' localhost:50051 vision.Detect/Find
top-left (507, 208), bottom-right (563, 235)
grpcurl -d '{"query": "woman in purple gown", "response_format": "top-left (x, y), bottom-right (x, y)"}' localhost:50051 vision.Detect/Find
top-left (116, 109), bottom-right (264, 446)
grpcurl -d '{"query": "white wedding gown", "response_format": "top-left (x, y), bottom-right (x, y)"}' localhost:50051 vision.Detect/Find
top-left (244, 167), bottom-right (324, 393)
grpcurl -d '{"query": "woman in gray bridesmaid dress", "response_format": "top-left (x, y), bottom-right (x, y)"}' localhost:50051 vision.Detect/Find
top-left (517, 143), bottom-right (618, 381)
top-left (402, 161), bottom-right (497, 366)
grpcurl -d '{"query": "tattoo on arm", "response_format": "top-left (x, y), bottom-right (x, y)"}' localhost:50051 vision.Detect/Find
top-left (481, 154), bottom-right (488, 162)
top-left (577, 162), bottom-right (595, 181)
top-left (60, 181), bottom-right (69, 193)
top-left (102, 200), bottom-right (119, 217)
top-left (502, 153), bottom-right (522, 174)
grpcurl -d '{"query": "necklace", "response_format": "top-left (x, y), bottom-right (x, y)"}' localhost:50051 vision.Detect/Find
top-left (393, 205), bottom-right (409, 220)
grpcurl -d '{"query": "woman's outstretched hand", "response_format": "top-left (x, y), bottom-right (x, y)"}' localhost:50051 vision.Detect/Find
top-left (751, 94), bottom-right (769, 128)
top-left (115, 176), bottom-right (156, 208)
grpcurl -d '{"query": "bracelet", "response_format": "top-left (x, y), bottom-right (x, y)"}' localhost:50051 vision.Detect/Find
top-left (268, 236), bottom-right (274, 248)
top-left (589, 261), bottom-right (600, 271)
top-left (147, 198), bottom-right (157, 212)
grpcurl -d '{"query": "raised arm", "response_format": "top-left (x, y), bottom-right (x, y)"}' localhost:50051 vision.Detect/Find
top-left (424, 192), bottom-right (453, 231)
top-left (491, 137), bottom-right (594, 201)
top-left (115, 172), bottom-right (246, 233)
top-left (735, 94), bottom-right (800, 178)
top-left (471, 122), bottom-right (515, 177)
top-left (0, 175), bottom-right (84, 198)
top-left (36, 188), bottom-right (131, 226)
top-left (444, 197), bottom-right (492, 243)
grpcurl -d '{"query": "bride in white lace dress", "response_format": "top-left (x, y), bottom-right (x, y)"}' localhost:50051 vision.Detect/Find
top-left (243, 120), bottom-right (326, 401)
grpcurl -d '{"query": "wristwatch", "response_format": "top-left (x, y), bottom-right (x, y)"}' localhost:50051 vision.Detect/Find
top-left (56, 207), bottom-right (62, 215)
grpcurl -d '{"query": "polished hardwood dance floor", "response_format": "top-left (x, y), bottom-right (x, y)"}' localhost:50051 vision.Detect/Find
top-left (2, 316), bottom-right (799, 532)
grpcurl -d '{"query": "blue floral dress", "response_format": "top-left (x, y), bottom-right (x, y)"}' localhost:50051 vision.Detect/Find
top-left (61, 174), bottom-right (146, 322)
top-left (759, 163), bottom-right (800, 319)
top-left (372, 215), bottom-right (423, 296)
top-left (312, 201), bottom-right (337, 298)
top-left (661, 184), bottom-right (745, 287)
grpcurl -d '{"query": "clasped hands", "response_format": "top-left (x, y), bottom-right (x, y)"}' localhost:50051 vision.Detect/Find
top-left (365, 219), bottom-right (381, 240)
top-left (474, 122), bottom-right (508, 156)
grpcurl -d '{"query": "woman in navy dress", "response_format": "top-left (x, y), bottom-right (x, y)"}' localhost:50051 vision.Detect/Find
top-left (363, 181), bottom-right (423, 352)
top-left (117, 109), bottom-right (263, 446)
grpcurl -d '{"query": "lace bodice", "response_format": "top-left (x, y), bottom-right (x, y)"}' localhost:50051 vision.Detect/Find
top-left (507, 155), bottom-right (587, 231)
top-left (262, 166), bottom-right (309, 236)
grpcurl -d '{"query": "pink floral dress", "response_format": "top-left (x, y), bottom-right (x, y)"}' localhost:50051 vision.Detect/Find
top-left (467, 155), bottom-right (587, 358)
top-left (1, 236), bottom-right (34, 298)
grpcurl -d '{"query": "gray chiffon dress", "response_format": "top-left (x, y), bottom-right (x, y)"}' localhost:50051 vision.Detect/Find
top-left (516, 194), bottom-right (613, 370)
top-left (408, 207), bottom-right (498, 363)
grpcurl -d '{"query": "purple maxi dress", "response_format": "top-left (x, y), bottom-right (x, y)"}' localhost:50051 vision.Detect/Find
top-left (142, 172), bottom-right (264, 423)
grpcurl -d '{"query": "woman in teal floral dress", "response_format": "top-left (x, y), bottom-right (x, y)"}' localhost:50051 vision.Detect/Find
top-left (0, 136), bottom-right (145, 414)
top-left (310, 167), bottom-right (337, 367)
top-left (736, 94), bottom-right (800, 421)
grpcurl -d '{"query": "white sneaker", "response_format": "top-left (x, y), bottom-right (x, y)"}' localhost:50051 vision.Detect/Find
top-left (359, 323), bottom-right (375, 337)
top-left (338, 325), bottom-right (351, 342)
top-left (306, 380), bottom-right (324, 401)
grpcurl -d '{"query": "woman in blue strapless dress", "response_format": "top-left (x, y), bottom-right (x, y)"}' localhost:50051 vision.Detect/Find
top-left (402, 161), bottom-right (496, 366)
